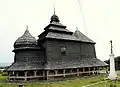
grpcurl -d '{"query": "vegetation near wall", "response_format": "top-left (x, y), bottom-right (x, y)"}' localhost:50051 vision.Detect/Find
top-left (104, 56), bottom-right (120, 70)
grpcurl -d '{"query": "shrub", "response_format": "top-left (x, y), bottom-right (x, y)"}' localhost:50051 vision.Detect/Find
top-left (2, 72), bottom-right (8, 76)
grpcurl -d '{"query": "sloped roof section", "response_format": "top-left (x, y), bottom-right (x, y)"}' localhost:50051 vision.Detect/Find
top-left (8, 62), bottom-right (44, 71)
top-left (44, 58), bottom-right (107, 69)
top-left (73, 29), bottom-right (95, 43)
top-left (8, 57), bottom-right (107, 71)
top-left (46, 26), bottom-right (71, 33)
top-left (45, 31), bottom-right (95, 43)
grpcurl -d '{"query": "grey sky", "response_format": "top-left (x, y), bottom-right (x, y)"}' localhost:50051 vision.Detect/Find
top-left (0, 0), bottom-right (120, 63)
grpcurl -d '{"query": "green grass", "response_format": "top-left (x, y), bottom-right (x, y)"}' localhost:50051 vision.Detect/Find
top-left (0, 76), bottom-right (7, 81)
top-left (0, 72), bottom-right (7, 81)
top-left (1, 75), bottom-right (120, 87)
top-left (89, 80), bottom-right (120, 87)
top-left (0, 76), bottom-right (106, 87)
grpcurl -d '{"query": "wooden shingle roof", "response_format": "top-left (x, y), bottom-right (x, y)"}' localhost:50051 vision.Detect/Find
top-left (7, 62), bottom-right (44, 71)
top-left (39, 14), bottom-right (95, 43)
top-left (8, 57), bottom-right (107, 71)
top-left (44, 58), bottom-right (107, 70)
top-left (14, 29), bottom-right (37, 48)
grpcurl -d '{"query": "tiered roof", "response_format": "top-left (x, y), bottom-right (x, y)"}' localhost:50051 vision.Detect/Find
top-left (39, 14), bottom-right (95, 43)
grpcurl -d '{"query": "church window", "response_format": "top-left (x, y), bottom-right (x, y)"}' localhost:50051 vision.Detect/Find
top-left (60, 46), bottom-right (66, 55)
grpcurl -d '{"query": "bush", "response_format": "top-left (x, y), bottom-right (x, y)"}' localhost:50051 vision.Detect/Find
top-left (110, 84), bottom-right (116, 87)
top-left (2, 72), bottom-right (8, 76)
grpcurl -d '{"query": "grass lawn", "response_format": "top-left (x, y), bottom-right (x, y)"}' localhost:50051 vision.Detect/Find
top-left (89, 80), bottom-right (120, 87)
top-left (0, 76), bottom-right (106, 87)
top-left (0, 73), bottom-right (7, 81)
top-left (0, 76), bottom-right (7, 81)
top-left (1, 75), bottom-right (120, 87)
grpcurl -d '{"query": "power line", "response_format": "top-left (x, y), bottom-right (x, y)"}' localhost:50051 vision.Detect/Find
top-left (78, 0), bottom-right (88, 36)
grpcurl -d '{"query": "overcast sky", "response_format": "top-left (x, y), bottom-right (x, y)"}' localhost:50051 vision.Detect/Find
top-left (0, 0), bottom-right (120, 63)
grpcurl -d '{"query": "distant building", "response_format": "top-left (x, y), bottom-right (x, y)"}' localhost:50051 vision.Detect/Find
top-left (0, 69), bottom-right (5, 72)
top-left (7, 14), bottom-right (107, 81)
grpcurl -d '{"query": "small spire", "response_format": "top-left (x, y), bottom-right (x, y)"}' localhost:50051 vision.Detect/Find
top-left (24, 25), bottom-right (30, 36)
top-left (110, 40), bottom-right (113, 54)
top-left (54, 7), bottom-right (55, 15)
top-left (53, 0), bottom-right (56, 15)
top-left (76, 27), bottom-right (79, 30)
top-left (26, 25), bottom-right (28, 30)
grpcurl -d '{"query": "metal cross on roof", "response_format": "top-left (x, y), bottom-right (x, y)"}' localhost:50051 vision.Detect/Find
top-left (110, 40), bottom-right (113, 54)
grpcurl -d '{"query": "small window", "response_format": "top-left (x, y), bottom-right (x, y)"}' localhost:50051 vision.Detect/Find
top-left (60, 46), bottom-right (66, 55)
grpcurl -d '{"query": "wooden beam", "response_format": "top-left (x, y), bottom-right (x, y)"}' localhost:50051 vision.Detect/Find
top-left (55, 70), bottom-right (58, 75)
top-left (43, 71), bottom-right (45, 77)
top-left (16, 72), bottom-right (18, 76)
top-left (24, 71), bottom-right (27, 81)
top-left (88, 67), bottom-right (90, 75)
top-left (34, 71), bottom-right (37, 76)
top-left (8, 76), bottom-right (43, 79)
top-left (63, 70), bottom-right (66, 77)
top-left (83, 68), bottom-right (85, 72)
top-left (77, 69), bottom-right (79, 76)
top-left (46, 71), bottom-right (49, 80)
top-left (70, 69), bottom-right (73, 73)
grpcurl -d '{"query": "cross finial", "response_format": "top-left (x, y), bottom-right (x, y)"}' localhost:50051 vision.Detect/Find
top-left (110, 40), bottom-right (113, 54)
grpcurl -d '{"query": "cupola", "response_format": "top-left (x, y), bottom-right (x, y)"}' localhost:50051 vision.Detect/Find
top-left (50, 14), bottom-right (60, 23)
top-left (14, 26), bottom-right (37, 48)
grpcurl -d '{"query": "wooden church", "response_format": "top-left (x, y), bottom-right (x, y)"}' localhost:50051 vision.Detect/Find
top-left (7, 13), bottom-right (107, 81)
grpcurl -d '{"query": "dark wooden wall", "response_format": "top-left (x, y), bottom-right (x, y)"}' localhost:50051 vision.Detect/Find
top-left (14, 50), bottom-right (44, 63)
top-left (45, 39), bottom-right (96, 62)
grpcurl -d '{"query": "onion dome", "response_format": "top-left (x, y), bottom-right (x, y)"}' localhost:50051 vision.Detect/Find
top-left (50, 14), bottom-right (60, 23)
top-left (14, 26), bottom-right (37, 48)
